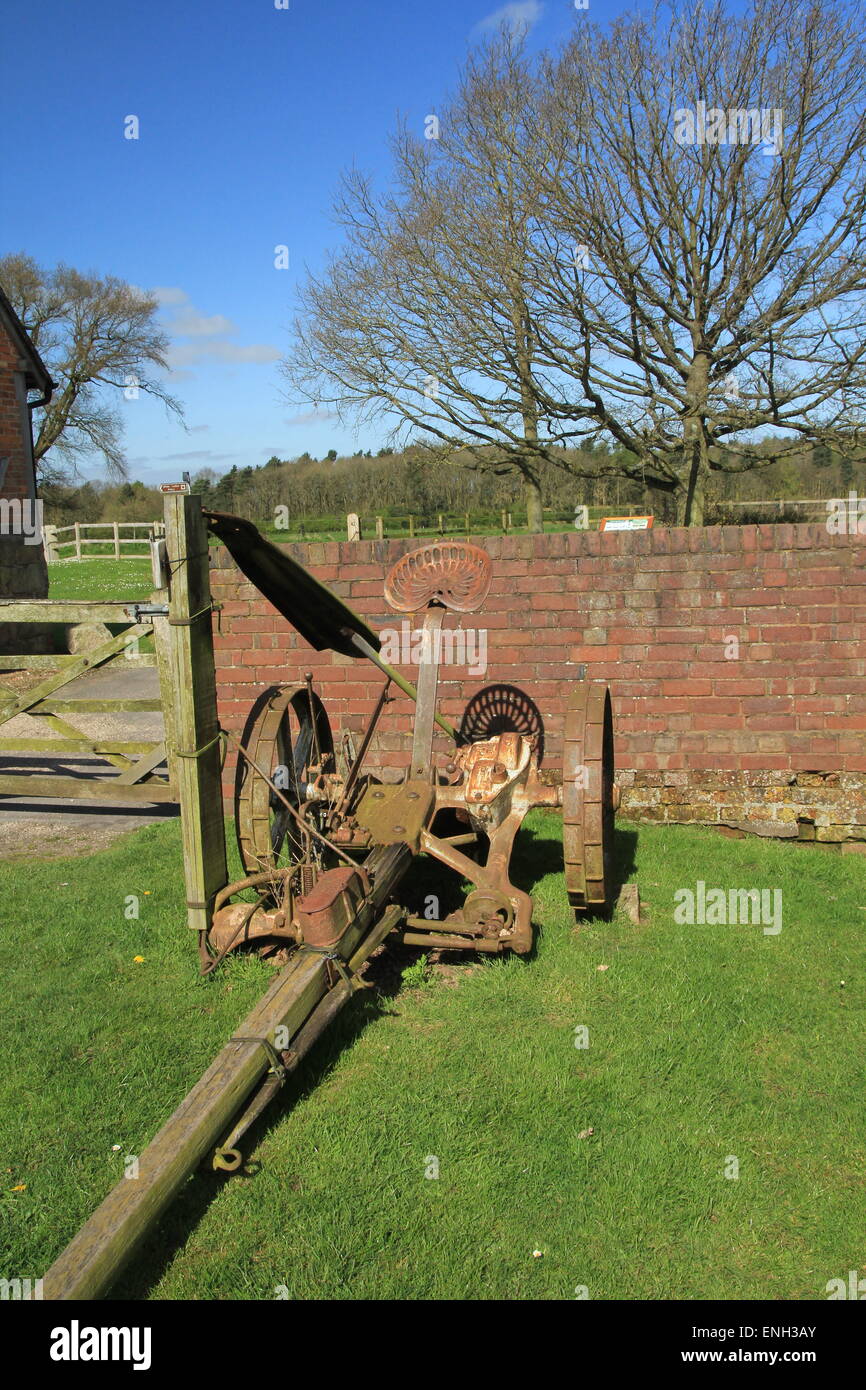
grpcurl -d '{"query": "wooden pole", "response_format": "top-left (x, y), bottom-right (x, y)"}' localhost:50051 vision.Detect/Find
top-left (113, 521), bottom-right (120, 559)
top-left (74, 522), bottom-right (81, 561)
top-left (162, 493), bottom-right (227, 932)
top-left (40, 857), bottom-right (408, 1300)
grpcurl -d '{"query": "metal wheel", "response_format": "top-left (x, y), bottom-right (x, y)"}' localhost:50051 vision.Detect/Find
top-left (562, 683), bottom-right (616, 916)
top-left (235, 684), bottom-right (335, 879)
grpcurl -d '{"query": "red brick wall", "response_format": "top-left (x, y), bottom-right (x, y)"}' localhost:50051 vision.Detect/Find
top-left (0, 319), bottom-right (31, 501)
top-left (210, 524), bottom-right (866, 842)
top-left (0, 318), bottom-right (48, 616)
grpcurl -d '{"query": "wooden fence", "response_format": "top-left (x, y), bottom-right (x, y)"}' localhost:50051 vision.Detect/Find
top-left (43, 520), bottom-right (166, 562)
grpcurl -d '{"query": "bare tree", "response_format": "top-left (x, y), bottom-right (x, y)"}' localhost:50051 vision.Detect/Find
top-left (528, 0), bottom-right (866, 522)
top-left (0, 253), bottom-right (183, 482)
top-left (282, 32), bottom-right (583, 531)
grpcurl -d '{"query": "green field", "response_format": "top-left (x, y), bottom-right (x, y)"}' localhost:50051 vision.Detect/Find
top-left (1, 814), bottom-right (863, 1300)
top-left (47, 558), bottom-right (155, 602)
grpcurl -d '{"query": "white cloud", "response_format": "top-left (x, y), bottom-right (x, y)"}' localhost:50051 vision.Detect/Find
top-left (475, 0), bottom-right (543, 35)
top-left (167, 340), bottom-right (280, 368)
top-left (151, 286), bottom-right (188, 305)
top-left (171, 307), bottom-right (235, 337)
top-left (284, 407), bottom-right (339, 426)
top-left (151, 288), bottom-right (278, 371)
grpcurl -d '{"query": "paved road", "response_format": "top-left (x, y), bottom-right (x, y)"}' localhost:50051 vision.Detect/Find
top-left (0, 665), bottom-right (179, 859)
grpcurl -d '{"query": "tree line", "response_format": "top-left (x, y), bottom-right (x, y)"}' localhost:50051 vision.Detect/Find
top-left (40, 437), bottom-right (859, 531)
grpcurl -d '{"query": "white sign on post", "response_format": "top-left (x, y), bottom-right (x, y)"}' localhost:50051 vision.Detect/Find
top-left (599, 515), bottom-right (654, 531)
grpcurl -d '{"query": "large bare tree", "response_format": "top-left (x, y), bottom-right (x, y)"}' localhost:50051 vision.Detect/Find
top-left (529, 0), bottom-right (866, 522)
top-left (0, 253), bottom-right (183, 482)
top-left (282, 33), bottom-right (582, 531)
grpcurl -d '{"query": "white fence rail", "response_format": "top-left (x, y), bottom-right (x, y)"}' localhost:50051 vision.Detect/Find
top-left (43, 521), bottom-right (166, 562)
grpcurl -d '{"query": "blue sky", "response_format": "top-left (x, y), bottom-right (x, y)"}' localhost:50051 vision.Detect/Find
top-left (2, 0), bottom-right (596, 486)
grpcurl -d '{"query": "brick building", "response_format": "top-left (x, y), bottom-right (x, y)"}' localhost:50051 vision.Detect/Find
top-left (0, 283), bottom-right (53, 600)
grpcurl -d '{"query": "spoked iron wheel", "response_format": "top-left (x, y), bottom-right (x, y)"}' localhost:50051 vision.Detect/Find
top-left (562, 683), bottom-right (617, 918)
top-left (235, 684), bottom-right (335, 883)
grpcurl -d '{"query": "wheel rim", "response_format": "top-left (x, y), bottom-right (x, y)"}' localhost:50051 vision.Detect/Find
top-left (562, 683), bottom-right (616, 915)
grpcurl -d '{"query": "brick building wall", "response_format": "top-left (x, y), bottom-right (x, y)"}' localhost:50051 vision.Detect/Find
top-left (209, 523), bottom-right (866, 844)
top-left (0, 306), bottom-right (48, 604)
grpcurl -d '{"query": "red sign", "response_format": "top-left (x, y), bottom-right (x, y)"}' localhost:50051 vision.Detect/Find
top-left (158, 482), bottom-right (190, 494)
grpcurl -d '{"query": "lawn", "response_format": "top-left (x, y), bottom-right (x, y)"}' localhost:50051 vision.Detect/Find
top-left (47, 558), bottom-right (155, 602)
top-left (0, 813), bottom-right (863, 1300)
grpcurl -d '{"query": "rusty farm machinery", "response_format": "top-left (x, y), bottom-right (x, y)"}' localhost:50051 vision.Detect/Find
top-left (41, 502), bottom-right (618, 1299)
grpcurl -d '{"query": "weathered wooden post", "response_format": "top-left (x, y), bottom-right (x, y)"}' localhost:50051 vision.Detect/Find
top-left (347, 512), bottom-right (361, 541)
top-left (113, 521), bottom-right (120, 559)
top-left (155, 492), bottom-right (227, 935)
top-left (42, 524), bottom-right (58, 562)
top-left (375, 516), bottom-right (384, 541)
top-left (74, 522), bottom-right (81, 561)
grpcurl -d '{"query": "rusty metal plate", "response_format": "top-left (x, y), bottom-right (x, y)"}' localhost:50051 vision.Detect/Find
top-left (384, 541), bottom-right (492, 613)
top-left (562, 683), bottom-right (616, 915)
top-left (355, 779), bottom-right (436, 850)
top-left (294, 865), bottom-right (366, 949)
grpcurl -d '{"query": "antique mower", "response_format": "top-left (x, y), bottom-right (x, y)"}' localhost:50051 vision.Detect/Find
top-left (42, 512), bottom-right (617, 1299)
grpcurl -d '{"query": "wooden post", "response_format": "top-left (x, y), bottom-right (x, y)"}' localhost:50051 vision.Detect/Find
top-left (113, 521), bottom-right (120, 559)
top-left (438, 513), bottom-right (444, 534)
top-left (375, 516), bottom-right (384, 541)
top-left (501, 510), bottom-right (508, 533)
top-left (43, 524), bottom-right (58, 562)
top-left (346, 512), bottom-right (361, 541)
top-left (408, 515), bottom-right (414, 538)
top-left (465, 512), bottom-right (470, 535)
top-left (161, 493), bottom-right (227, 933)
top-left (74, 522), bottom-right (81, 561)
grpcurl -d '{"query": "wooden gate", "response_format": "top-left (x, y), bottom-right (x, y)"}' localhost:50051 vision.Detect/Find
top-left (0, 494), bottom-right (228, 933)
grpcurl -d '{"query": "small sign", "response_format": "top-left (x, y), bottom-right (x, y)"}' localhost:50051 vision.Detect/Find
top-left (599, 515), bottom-right (654, 531)
top-left (159, 482), bottom-right (190, 494)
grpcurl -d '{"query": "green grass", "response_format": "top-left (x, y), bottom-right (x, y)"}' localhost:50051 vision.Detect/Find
top-left (1, 814), bottom-right (864, 1300)
top-left (47, 558), bottom-right (155, 602)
